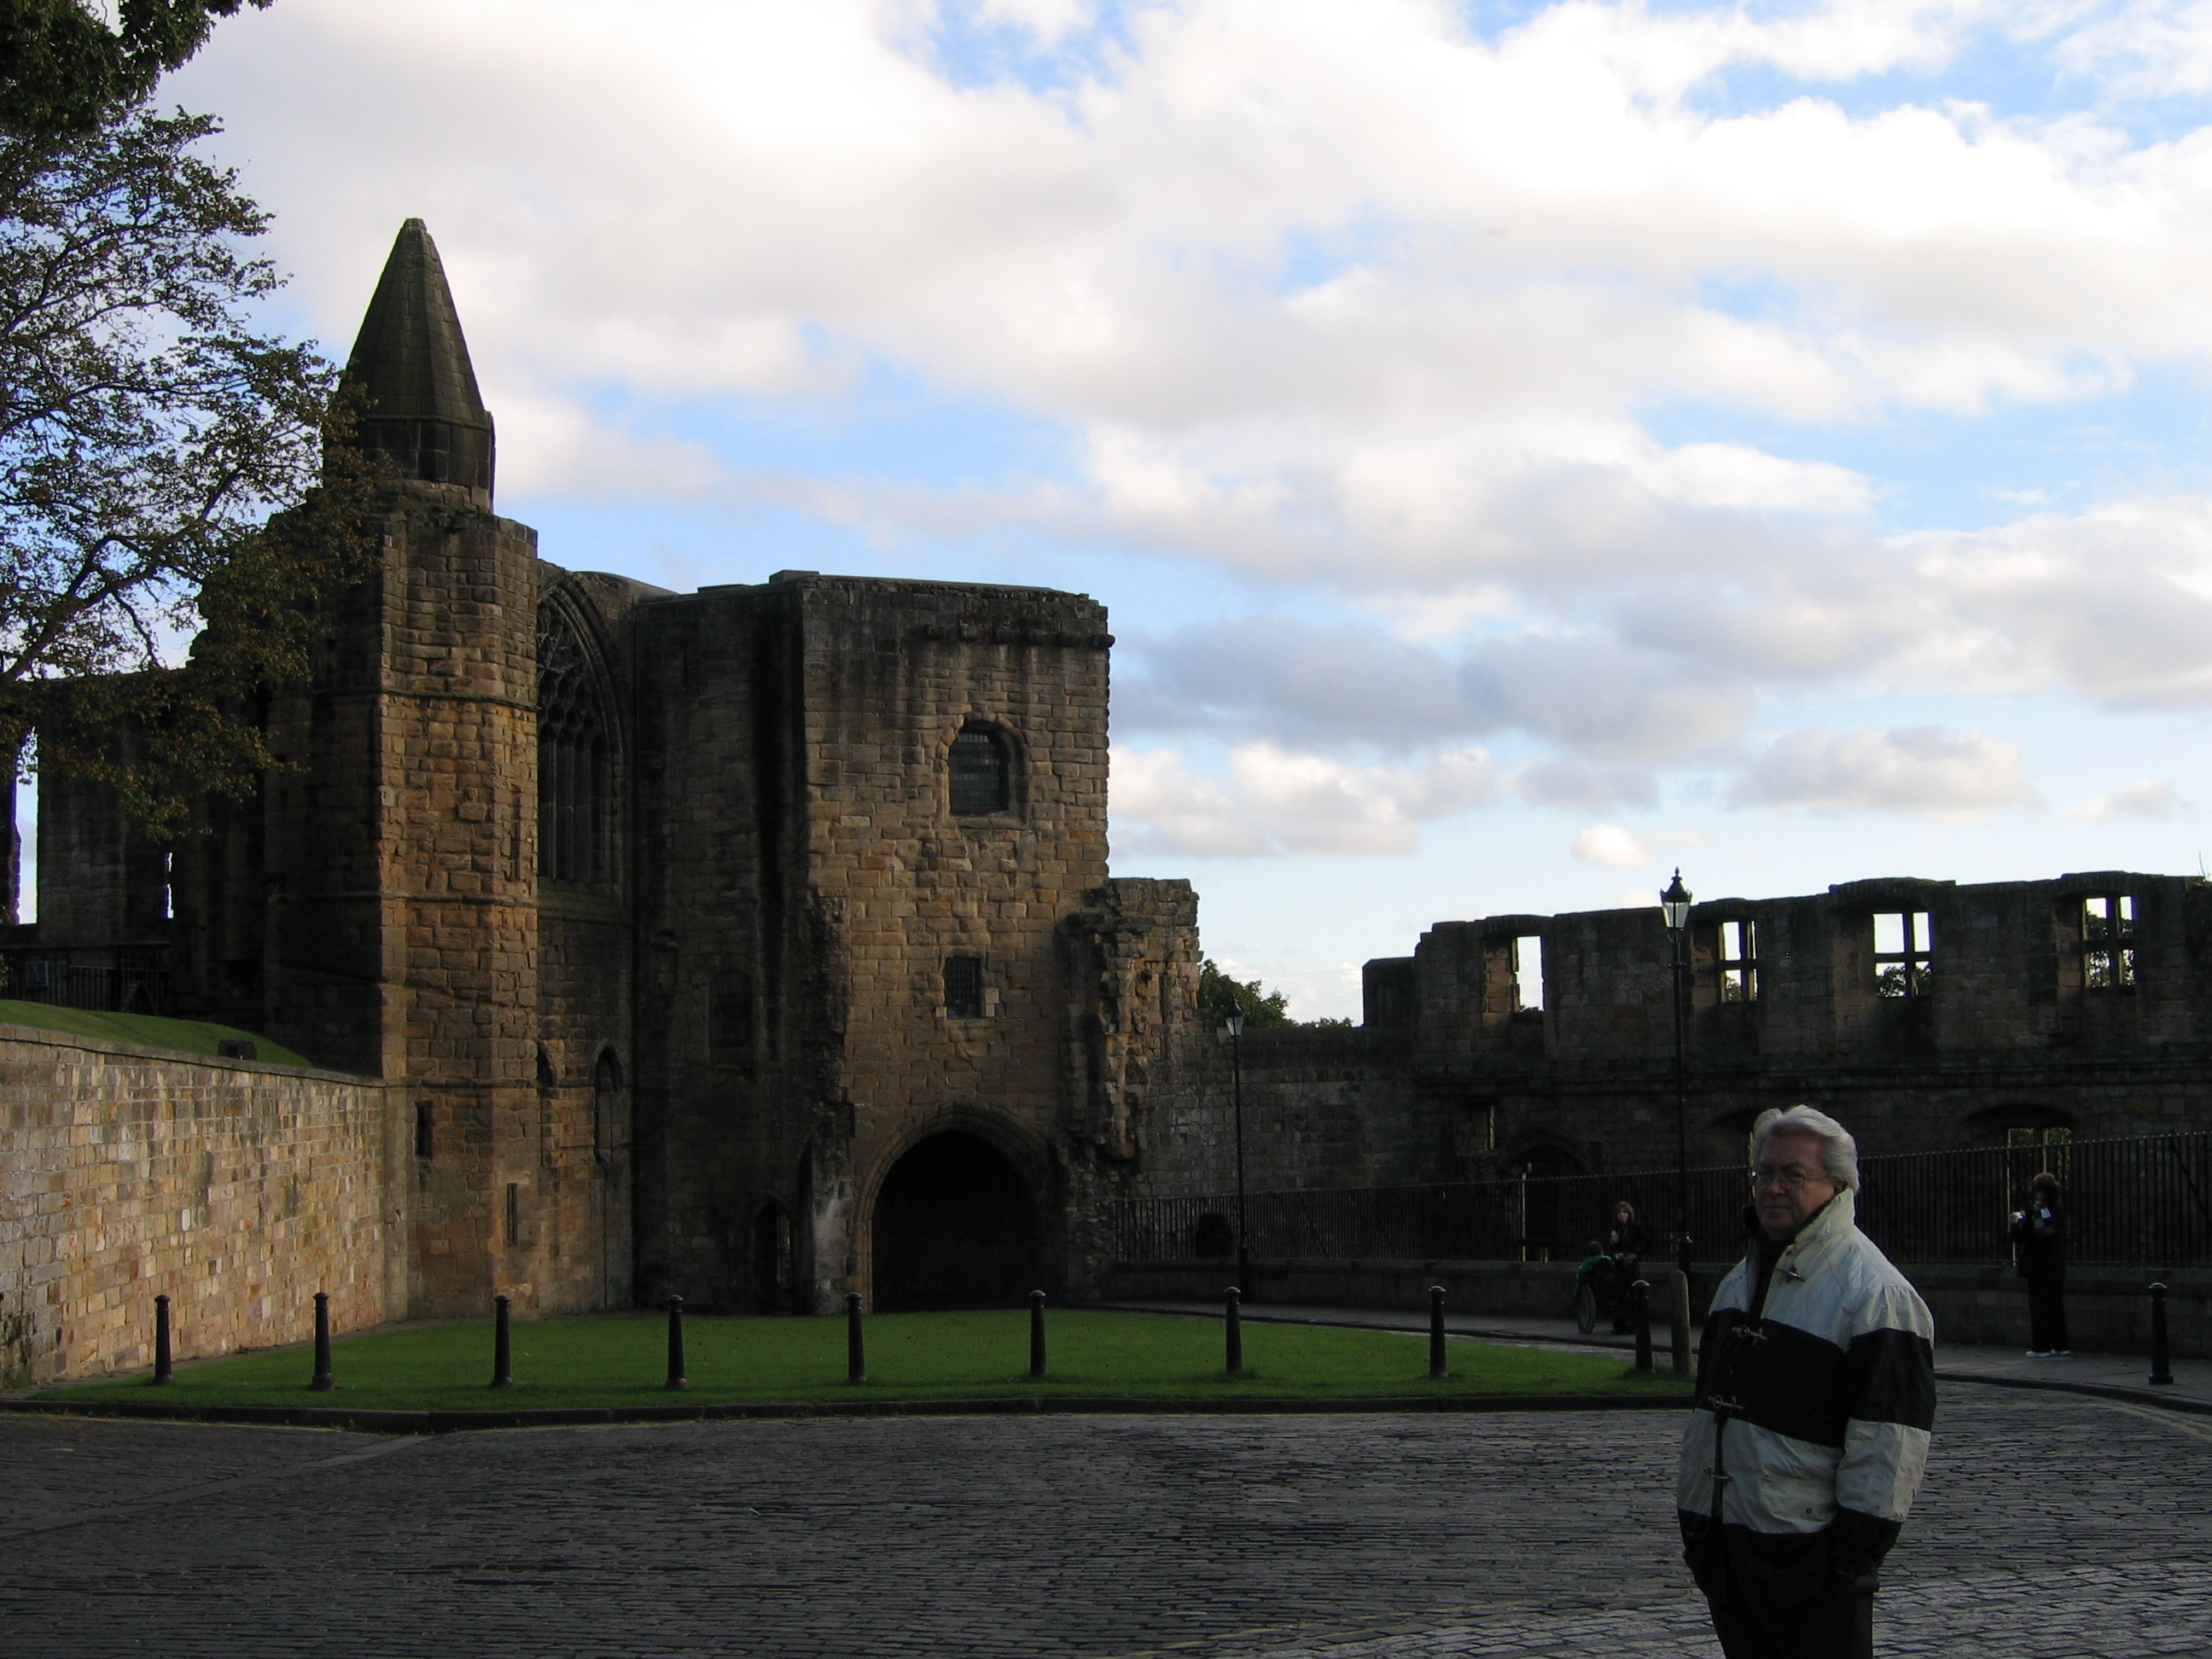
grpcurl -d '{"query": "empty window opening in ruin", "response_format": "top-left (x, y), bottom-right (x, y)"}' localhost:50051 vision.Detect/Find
top-left (414, 1101), bottom-right (434, 1161)
top-left (1512, 935), bottom-right (1545, 1012)
top-left (504, 1182), bottom-right (521, 1246)
top-left (2083, 894), bottom-right (2135, 989)
top-left (1874, 911), bottom-right (1933, 997)
top-left (945, 954), bottom-right (985, 1019)
top-left (949, 725), bottom-right (1010, 815)
top-left (538, 604), bottom-right (614, 884)
top-left (709, 971), bottom-right (758, 1073)
top-left (1716, 919), bottom-right (1757, 1002)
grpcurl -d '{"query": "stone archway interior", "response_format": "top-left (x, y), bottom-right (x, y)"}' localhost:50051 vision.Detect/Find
top-left (872, 1132), bottom-right (1036, 1311)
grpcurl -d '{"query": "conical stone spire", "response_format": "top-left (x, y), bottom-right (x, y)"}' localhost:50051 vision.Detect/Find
top-left (344, 219), bottom-right (495, 502)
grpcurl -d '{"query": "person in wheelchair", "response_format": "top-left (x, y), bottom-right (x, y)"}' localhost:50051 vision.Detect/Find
top-left (1574, 1239), bottom-right (1619, 1335)
top-left (1603, 1201), bottom-right (1650, 1333)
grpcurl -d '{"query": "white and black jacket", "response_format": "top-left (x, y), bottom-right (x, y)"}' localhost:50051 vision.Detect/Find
top-left (1677, 1190), bottom-right (1936, 1606)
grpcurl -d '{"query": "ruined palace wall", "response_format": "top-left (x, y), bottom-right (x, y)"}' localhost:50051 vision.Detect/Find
top-left (1134, 1027), bottom-right (1424, 1197)
top-left (0, 1027), bottom-right (399, 1387)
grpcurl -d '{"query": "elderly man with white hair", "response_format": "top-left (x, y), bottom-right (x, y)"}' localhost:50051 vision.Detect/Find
top-left (1677, 1106), bottom-right (1936, 1659)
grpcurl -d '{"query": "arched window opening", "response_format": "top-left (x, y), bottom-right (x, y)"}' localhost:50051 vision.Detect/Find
top-left (535, 1042), bottom-right (558, 1091)
top-left (710, 970), bottom-right (759, 1073)
top-left (949, 725), bottom-right (1010, 816)
top-left (538, 603), bottom-right (614, 884)
top-left (753, 1202), bottom-right (794, 1313)
top-left (593, 1048), bottom-right (626, 1167)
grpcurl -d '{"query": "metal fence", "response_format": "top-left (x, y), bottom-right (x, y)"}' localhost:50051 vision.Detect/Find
top-left (0, 945), bottom-right (170, 1016)
top-left (1108, 1130), bottom-right (2212, 1269)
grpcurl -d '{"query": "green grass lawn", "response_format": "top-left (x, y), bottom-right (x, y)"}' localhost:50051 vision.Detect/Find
top-left (43, 1309), bottom-right (1690, 1411)
top-left (0, 999), bottom-right (319, 1069)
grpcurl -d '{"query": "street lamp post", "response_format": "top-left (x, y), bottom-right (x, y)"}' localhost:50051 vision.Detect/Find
top-left (1220, 1010), bottom-right (1249, 1297)
top-left (1661, 870), bottom-right (1694, 1280)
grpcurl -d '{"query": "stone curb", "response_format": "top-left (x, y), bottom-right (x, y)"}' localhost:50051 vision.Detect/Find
top-left (0, 1391), bottom-right (1694, 1435)
top-left (1934, 1368), bottom-right (2212, 1417)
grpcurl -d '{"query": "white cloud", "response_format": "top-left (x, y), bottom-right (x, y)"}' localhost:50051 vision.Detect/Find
top-left (1726, 725), bottom-right (2041, 817)
top-left (158, 0), bottom-right (2212, 824)
top-left (1569, 823), bottom-right (1710, 866)
top-left (2063, 778), bottom-right (2183, 820)
top-left (975, 0), bottom-right (1093, 45)
top-left (1572, 824), bottom-right (1654, 867)
top-left (1110, 742), bottom-right (1498, 857)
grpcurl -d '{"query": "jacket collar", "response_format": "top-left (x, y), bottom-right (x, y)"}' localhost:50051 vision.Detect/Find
top-left (1773, 1187), bottom-right (1856, 1277)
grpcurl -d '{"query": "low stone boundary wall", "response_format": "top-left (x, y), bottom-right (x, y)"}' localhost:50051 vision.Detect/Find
top-left (0, 1024), bottom-right (402, 1387)
top-left (1103, 1256), bottom-right (2212, 1359)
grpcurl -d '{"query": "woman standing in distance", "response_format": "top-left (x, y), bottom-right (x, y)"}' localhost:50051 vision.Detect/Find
top-left (2011, 1173), bottom-right (2069, 1358)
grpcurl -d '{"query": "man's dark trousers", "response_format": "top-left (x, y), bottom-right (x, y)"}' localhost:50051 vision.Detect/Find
top-left (1703, 1558), bottom-right (1876, 1659)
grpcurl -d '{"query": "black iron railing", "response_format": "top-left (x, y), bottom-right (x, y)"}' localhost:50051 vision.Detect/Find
top-left (1109, 1130), bottom-right (2212, 1268)
top-left (0, 944), bottom-right (170, 1015)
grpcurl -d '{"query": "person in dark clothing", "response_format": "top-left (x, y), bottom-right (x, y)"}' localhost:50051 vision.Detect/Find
top-left (2011, 1172), bottom-right (2069, 1358)
top-left (1604, 1202), bottom-right (1652, 1333)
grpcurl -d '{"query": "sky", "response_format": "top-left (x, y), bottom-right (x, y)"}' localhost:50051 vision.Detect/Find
top-left (119, 0), bottom-right (2212, 1016)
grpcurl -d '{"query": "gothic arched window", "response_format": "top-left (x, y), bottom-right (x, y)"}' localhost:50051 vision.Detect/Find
top-left (949, 725), bottom-right (1010, 816)
top-left (538, 602), bottom-right (614, 884)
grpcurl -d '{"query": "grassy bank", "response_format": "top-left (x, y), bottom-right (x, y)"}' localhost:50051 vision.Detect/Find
top-left (0, 1000), bottom-right (317, 1068)
top-left (44, 1309), bottom-right (1690, 1411)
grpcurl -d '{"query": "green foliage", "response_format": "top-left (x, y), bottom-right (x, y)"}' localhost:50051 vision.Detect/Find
top-left (1, 104), bottom-right (378, 835)
top-left (1197, 958), bottom-right (1291, 1029)
top-left (44, 1308), bottom-right (1692, 1408)
top-left (1, 1), bottom-right (272, 137)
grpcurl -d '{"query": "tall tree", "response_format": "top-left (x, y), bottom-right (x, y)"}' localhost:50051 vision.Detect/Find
top-left (2, 104), bottom-right (375, 837)
top-left (1, 0), bottom-right (272, 137)
top-left (1197, 958), bottom-right (1292, 1029)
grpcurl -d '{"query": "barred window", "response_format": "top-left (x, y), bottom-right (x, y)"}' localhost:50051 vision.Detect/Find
top-left (2082, 894), bottom-right (2135, 990)
top-left (949, 727), bottom-right (1010, 815)
top-left (538, 604), bottom-right (613, 883)
top-left (945, 954), bottom-right (985, 1019)
top-left (1873, 911), bottom-right (1933, 998)
top-left (1716, 919), bottom-right (1757, 1003)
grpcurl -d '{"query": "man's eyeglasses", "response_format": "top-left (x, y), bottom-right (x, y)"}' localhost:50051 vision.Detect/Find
top-left (1749, 1164), bottom-right (1825, 1190)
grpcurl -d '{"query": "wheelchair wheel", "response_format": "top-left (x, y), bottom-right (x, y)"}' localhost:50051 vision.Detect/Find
top-left (1575, 1284), bottom-right (1598, 1335)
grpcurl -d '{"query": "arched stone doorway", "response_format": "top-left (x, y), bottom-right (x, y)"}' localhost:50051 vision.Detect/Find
top-left (871, 1131), bottom-right (1036, 1310)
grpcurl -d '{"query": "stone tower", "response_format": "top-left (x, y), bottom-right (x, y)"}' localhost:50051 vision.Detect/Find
top-left (627, 575), bottom-right (1149, 1311)
top-left (258, 220), bottom-right (564, 1318)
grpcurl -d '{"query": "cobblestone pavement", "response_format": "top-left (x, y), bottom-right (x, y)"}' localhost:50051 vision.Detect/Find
top-left (0, 1384), bottom-right (2206, 1656)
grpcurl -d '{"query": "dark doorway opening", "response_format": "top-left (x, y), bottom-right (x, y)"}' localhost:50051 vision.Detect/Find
top-left (872, 1132), bottom-right (1036, 1310)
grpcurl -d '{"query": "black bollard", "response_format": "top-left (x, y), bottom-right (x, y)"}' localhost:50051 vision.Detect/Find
top-left (152, 1293), bottom-right (173, 1387)
top-left (2150, 1283), bottom-right (2174, 1387)
top-left (1225, 1285), bottom-right (1244, 1376)
top-left (666, 1295), bottom-right (689, 1391)
top-left (1428, 1284), bottom-right (1448, 1381)
top-left (1631, 1279), bottom-right (1654, 1377)
top-left (310, 1290), bottom-right (335, 1392)
top-left (1029, 1289), bottom-right (1048, 1381)
top-left (491, 1293), bottom-right (513, 1389)
top-left (847, 1291), bottom-right (866, 1383)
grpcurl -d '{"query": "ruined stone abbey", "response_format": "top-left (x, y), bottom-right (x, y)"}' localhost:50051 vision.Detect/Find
top-left (7, 222), bottom-right (2209, 1378)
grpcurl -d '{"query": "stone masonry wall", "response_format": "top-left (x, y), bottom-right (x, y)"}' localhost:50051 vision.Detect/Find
top-left (806, 579), bottom-right (1114, 1306)
top-left (0, 1026), bottom-right (399, 1387)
